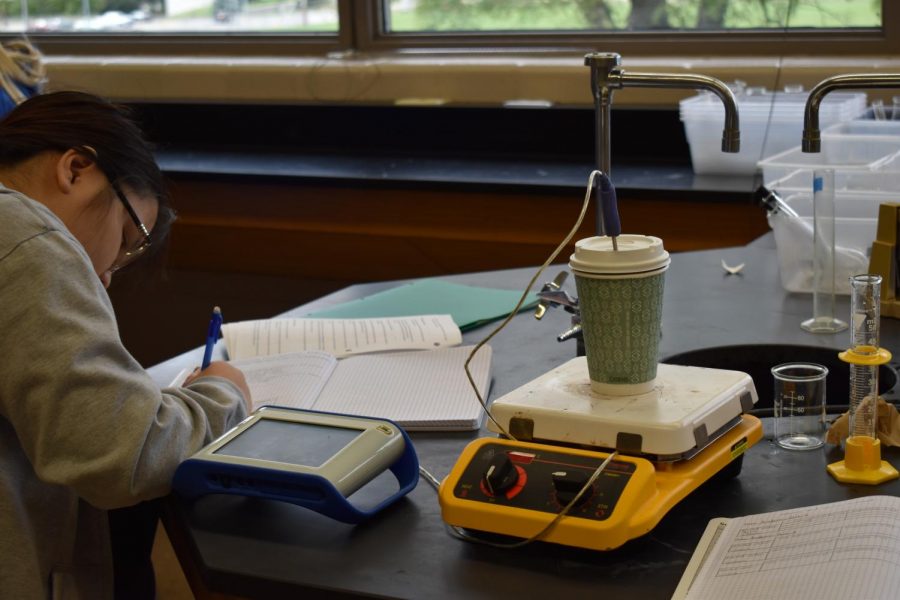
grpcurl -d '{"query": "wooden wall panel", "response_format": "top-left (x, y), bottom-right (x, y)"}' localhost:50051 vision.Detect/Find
top-left (166, 178), bottom-right (769, 281)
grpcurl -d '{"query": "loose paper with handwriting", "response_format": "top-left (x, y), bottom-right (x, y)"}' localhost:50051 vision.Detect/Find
top-left (222, 315), bottom-right (462, 360)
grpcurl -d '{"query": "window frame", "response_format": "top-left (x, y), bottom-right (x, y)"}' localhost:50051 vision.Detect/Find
top-left (360, 0), bottom-right (898, 57)
top-left (2, 0), bottom-right (895, 57)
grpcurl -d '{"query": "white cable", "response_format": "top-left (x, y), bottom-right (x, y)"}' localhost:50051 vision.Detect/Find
top-left (464, 169), bottom-right (603, 440)
top-left (427, 169), bottom-right (607, 548)
top-left (418, 465), bottom-right (442, 491)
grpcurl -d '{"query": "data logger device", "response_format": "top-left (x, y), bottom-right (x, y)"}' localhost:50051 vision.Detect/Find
top-left (173, 406), bottom-right (419, 523)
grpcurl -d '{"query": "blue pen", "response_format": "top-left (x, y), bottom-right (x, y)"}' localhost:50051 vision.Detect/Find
top-left (201, 306), bottom-right (223, 370)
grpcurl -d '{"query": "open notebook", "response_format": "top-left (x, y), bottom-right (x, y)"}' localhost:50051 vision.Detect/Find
top-left (230, 345), bottom-right (493, 431)
top-left (673, 495), bottom-right (900, 600)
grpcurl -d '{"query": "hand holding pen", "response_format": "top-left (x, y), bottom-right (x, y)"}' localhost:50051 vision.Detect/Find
top-left (201, 306), bottom-right (223, 370)
top-left (187, 306), bottom-right (253, 411)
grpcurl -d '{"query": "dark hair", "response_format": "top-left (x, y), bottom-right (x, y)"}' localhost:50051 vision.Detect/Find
top-left (0, 91), bottom-right (175, 249)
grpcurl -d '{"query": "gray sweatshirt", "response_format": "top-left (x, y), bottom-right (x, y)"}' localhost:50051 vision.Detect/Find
top-left (0, 186), bottom-right (248, 599)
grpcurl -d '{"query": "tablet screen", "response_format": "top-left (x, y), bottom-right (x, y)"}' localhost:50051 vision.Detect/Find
top-left (214, 418), bottom-right (362, 467)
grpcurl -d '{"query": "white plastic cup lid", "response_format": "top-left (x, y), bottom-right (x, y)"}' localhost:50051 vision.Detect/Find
top-left (569, 235), bottom-right (670, 274)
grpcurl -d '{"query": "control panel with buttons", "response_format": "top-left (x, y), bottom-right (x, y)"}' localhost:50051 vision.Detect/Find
top-left (455, 442), bottom-right (641, 521)
top-left (439, 415), bottom-right (762, 551)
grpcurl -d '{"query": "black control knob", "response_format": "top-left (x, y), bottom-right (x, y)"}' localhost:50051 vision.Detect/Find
top-left (552, 470), bottom-right (591, 507)
top-left (482, 454), bottom-right (519, 496)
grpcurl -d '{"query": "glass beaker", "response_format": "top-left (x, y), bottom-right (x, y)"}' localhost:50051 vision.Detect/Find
top-left (772, 362), bottom-right (828, 450)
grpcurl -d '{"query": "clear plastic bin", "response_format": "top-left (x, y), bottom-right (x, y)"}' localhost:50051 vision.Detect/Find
top-left (822, 119), bottom-right (900, 139)
top-left (681, 89), bottom-right (866, 175)
top-left (768, 192), bottom-right (894, 294)
top-left (856, 106), bottom-right (899, 121)
top-left (758, 136), bottom-right (900, 186)
top-left (769, 166), bottom-right (900, 196)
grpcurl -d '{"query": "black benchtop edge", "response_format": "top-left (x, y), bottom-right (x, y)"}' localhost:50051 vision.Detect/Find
top-left (139, 103), bottom-right (761, 201)
top-left (156, 149), bottom-right (761, 203)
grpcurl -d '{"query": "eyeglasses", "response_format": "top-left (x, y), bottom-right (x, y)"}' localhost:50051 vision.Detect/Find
top-left (109, 181), bottom-right (152, 273)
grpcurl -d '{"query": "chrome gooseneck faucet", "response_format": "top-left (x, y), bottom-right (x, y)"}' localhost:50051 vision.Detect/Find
top-left (802, 73), bottom-right (900, 153)
top-left (536, 54), bottom-right (743, 348)
top-left (584, 52), bottom-right (741, 234)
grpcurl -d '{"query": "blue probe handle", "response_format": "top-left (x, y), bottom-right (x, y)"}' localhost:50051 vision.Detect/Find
top-left (598, 172), bottom-right (621, 237)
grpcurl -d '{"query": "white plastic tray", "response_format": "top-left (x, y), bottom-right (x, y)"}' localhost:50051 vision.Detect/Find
top-left (759, 136), bottom-right (900, 186)
top-left (768, 191), bottom-right (895, 294)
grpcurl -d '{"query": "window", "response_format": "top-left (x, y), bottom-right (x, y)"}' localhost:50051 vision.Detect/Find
top-left (386, 0), bottom-right (882, 33)
top-left (368, 0), bottom-right (893, 55)
top-left (1, 0), bottom-right (893, 55)
top-left (1, 0), bottom-right (339, 33)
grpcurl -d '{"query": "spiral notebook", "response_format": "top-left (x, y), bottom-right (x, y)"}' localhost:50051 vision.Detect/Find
top-left (229, 345), bottom-right (493, 431)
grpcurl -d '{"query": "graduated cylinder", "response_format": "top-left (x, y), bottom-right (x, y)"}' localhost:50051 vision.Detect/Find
top-left (828, 275), bottom-right (897, 484)
top-left (845, 275), bottom-right (888, 439)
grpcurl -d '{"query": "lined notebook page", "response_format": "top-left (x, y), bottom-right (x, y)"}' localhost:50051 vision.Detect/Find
top-left (222, 315), bottom-right (462, 360)
top-left (684, 496), bottom-right (900, 600)
top-left (312, 345), bottom-right (492, 431)
top-left (231, 352), bottom-right (338, 411)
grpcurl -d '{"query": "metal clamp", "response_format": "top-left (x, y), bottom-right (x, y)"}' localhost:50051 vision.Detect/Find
top-left (534, 271), bottom-right (574, 320)
top-left (534, 271), bottom-right (583, 345)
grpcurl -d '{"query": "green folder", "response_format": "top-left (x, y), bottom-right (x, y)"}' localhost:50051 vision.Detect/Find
top-left (306, 279), bottom-right (539, 331)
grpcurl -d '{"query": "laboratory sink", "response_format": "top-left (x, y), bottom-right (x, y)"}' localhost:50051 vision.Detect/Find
top-left (662, 344), bottom-right (900, 414)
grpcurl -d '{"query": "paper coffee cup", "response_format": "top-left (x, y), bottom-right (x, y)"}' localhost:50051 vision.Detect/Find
top-left (570, 235), bottom-right (670, 396)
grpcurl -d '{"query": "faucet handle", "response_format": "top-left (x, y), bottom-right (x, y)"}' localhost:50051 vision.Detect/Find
top-left (584, 52), bottom-right (621, 69)
top-left (584, 52), bottom-right (623, 92)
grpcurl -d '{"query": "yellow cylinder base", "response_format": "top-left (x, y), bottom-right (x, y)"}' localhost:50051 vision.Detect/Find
top-left (827, 436), bottom-right (899, 485)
